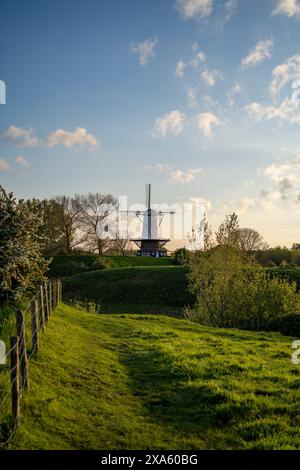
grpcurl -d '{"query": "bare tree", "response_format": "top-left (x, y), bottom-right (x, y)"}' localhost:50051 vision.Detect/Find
top-left (238, 228), bottom-right (265, 253)
top-left (79, 193), bottom-right (117, 255)
top-left (115, 236), bottom-right (132, 255)
top-left (55, 195), bottom-right (85, 254)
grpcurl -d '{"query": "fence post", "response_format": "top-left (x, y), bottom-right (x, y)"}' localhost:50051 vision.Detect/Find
top-left (56, 280), bottom-right (59, 307)
top-left (44, 282), bottom-right (49, 322)
top-left (59, 280), bottom-right (62, 302)
top-left (49, 282), bottom-right (52, 315)
top-left (10, 336), bottom-right (20, 429)
top-left (30, 299), bottom-right (39, 355)
top-left (39, 285), bottom-right (45, 330)
top-left (52, 282), bottom-right (56, 309)
top-left (16, 310), bottom-right (29, 390)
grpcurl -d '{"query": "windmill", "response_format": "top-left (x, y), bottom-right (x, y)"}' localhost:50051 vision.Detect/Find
top-left (125, 184), bottom-right (175, 257)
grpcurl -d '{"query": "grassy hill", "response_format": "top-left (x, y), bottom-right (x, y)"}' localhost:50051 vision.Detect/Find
top-left (48, 255), bottom-right (176, 278)
top-left (10, 304), bottom-right (300, 450)
top-left (63, 266), bottom-right (191, 314)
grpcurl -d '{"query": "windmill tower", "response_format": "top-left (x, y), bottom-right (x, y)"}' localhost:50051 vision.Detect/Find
top-left (126, 184), bottom-right (174, 257)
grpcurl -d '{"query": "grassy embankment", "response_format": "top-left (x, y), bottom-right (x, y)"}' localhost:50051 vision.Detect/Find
top-left (9, 303), bottom-right (300, 450)
top-left (63, 266), bottom-right (191, 314)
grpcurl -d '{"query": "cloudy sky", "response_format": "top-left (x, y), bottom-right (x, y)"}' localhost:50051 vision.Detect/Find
top-left (1, 0), bottom-right (300, 246)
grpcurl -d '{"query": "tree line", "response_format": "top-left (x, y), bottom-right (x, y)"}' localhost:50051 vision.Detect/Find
top-left (26, 193), bottom-right (131, 256)
top-left (0, 187), bottom-right (130, 304)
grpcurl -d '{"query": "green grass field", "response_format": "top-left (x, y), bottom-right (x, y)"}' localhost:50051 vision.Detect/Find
top-left (48, 255), bottom-right (176, 278)
top-left (9, 304), bottom-right (300, 450)
top-left (63, 266), bottom-right (192, 314)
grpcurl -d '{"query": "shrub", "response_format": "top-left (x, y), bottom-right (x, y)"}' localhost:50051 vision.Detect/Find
top-left (263, 313), bottom-right (300, 337)
top-left (187, 245), bottom-right (300, 330)
top-left (174, 248), bottom-right (189, 265)
top-left (0, 187), bottom-right (48, 304)
top-left (279, 260), bottom-right (290, 269)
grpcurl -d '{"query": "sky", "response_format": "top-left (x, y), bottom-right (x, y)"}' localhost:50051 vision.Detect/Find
top-left (1, 0), bottom-right (300, 247)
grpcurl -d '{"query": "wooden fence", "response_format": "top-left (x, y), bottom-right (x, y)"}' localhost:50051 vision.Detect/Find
top-left (0, 280), bottom-right (62, 440)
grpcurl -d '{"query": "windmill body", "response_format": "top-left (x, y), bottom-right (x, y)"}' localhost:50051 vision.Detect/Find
top-left (127, 184), bottom-right (174, 257)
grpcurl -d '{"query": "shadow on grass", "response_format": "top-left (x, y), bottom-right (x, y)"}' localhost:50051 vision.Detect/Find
top-left (119, 346), bottom-right (229, 438)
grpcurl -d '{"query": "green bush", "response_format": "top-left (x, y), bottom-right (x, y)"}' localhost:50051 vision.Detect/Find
top-left (188, 246), bottom-right (300, 330)
top-left (263, 313), bottom-right (300, 337)
top-left (174, 248), bottom-right (189, 265)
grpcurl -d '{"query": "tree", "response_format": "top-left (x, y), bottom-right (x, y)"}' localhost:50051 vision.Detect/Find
top-left (187, 214), bottom-right (300, 330)
top-left (25, 198), bottom-right (66, 255)
top-left (55, 195), bottom-right (84, 254)
top-left (238, 227), bottom-right (265, 253)
top-left (115, 236), bottom-right (132, 256)
top-left (0, 187), bottom-right (48, 304)
top-left (215, 212), bottom-right (240, 248)
top-left (200, 213), bottom-right (214, 250)
top-left (79, 193), bottom-right (117, 255)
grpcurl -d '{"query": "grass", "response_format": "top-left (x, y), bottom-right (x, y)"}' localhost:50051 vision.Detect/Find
top-left (63, 266), bottom-right (192, 314)
top-left (8, 303), bottom-right (300, 450)
top-left (48, 254), bottom-right (176, 278)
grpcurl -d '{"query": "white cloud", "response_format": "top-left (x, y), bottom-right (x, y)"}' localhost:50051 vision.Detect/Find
top-left (223, 0), bottom-right (238, 22)
top-left (195, 112), bottom-right (220, 137)
top-left (139, 164), bottom-right (152, 173)
top-left (0, 159), bottom-right (10, 171)
top-left (260, 154), bottom-right (300, 209)
top-left (46, 127), bottom-right (98, 149)
top-left (190, 196), bottom-right (212, 211)
top-left (273, 0), bottom-right (300, 18)
top-left (2, 126), bottom-right (39, 147)
top-left (201, 68), bottom-right (220, 87)
top-left (260, 190), bottom-right (282, 211)
top-left (130, 37), bottom-right (158, 66)
top-left (202, 94), bottom-right (219, 109)
top-left (190, 51), bottom-right (206, 68)
top-left (269, 54), bottom-right (300, 96)
top-left (241, 38), bottom-right (273, 70)
top-left (227, 82), bottom-right (242, 106)
top-left (153, 110), bottom-right (186, 138)
top-left (156, 163), bottom-right (172, 173)
top-left (175, 60), bottom-right (187, 78)
top-left (187, 87), bottom-right (198, 107)
top-left (238, 197), bottom-right (255, 214)
top-left (244, 97), bottom-right (300, 124)
top-left (16, 155), bottom-right (30, 168)
top-left (176, 0), bottom-right (213, 19)
top-left (169, 168), bottom-right (202, 183)
top-left (144, 163), bottom-right (202, 184)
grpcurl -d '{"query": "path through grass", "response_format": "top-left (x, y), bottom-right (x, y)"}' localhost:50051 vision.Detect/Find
top-left (11, 304), bottom-right (300, 450)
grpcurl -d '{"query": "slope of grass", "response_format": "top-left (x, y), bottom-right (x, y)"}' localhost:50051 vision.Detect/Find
top-left (10, 304), bottom-right (300, 450)
top-left (63, 266), bottom-right (191, 314)
top-left (48, 255), bottom-right (175, 278)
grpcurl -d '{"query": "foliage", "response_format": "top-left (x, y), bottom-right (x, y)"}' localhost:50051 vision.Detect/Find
top-left (78, 193), bottom-right (117, 255)
top-left (174, 248), bottom-right (189, 265)
top-left (267, 267), bottom-right (300, 291)
top-left (255, 247), bottom-right (293, 267)
top-left (238, 227), bottom-right (265, 253)
top-left (263, 313), bottom-right (300, 337)
top-left (8, 304), bottom-right (300, 450)
top-left (187, 213), bottom-right (300, 330)
top-left (215, 213), bottom-right (240, 248)
top-left (0, 187), bottom-right (48, 304)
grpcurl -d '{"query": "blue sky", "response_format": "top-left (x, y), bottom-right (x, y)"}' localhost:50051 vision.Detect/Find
top-left (1, 0), bottom-right (300, 246)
